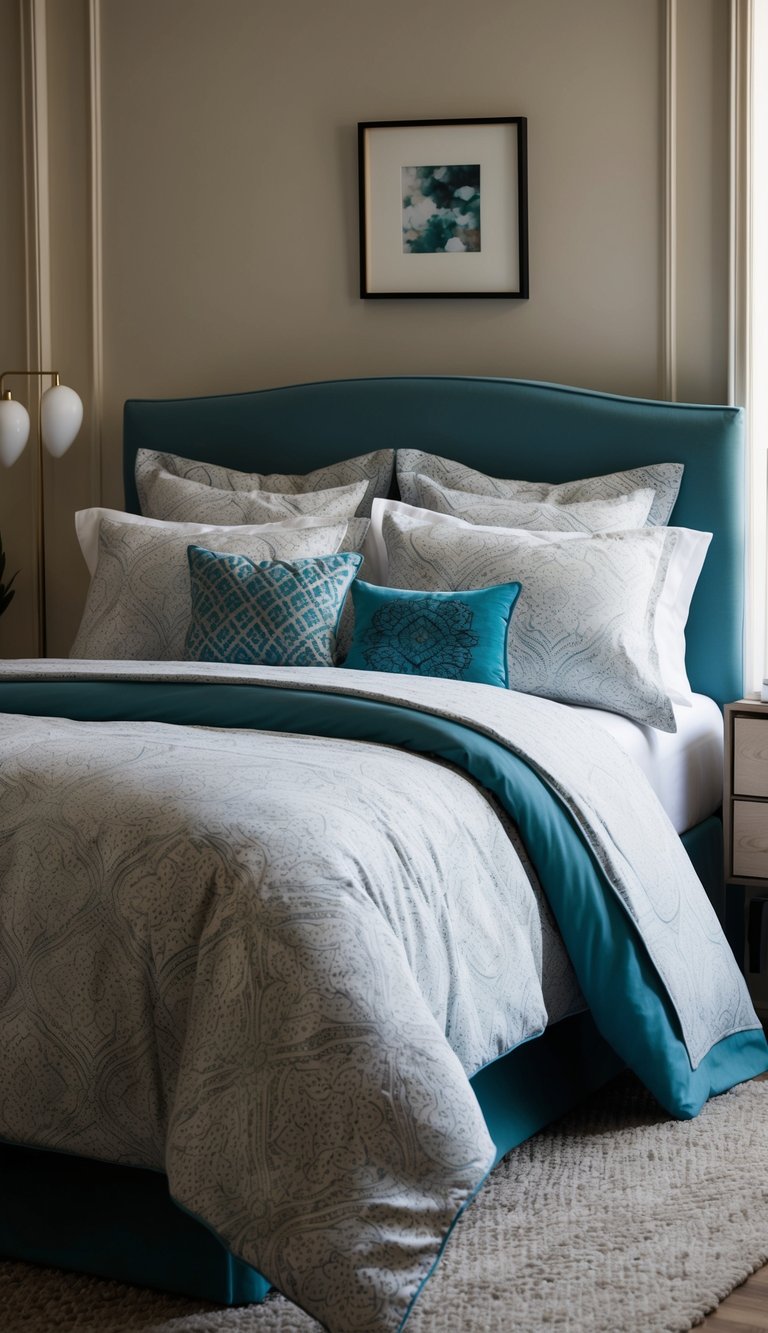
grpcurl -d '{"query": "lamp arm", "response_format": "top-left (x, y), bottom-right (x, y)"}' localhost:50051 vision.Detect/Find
top-left (1, 369), bottom-right (61, 398)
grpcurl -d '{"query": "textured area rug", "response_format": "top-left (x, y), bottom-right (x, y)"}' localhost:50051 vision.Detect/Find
top-left (2, 1073), bottom-right (768, 1333)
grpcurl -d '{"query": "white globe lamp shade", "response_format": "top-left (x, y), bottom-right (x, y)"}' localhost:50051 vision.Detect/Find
top-left (0, 397), bottom-right (31, 467)
top-left (40, 383), bottom-right (83, 458)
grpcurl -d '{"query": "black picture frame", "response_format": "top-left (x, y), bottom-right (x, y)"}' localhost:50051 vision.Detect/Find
top-left (358, 117), bottom-right (528, 300)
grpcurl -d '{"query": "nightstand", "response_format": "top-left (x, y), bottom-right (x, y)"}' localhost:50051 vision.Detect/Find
top-left (724, 698), bottom-right (768, 882)
top-left (724, 697), bottom-right (768, 1025)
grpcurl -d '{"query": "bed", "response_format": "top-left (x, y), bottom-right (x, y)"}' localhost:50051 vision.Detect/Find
top-left (0, 374), bottom-right (765, 1333)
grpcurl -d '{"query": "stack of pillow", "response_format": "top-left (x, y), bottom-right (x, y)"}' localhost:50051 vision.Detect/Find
top-left (70, 443), bottom-right (710, 733)
top-left (360, 451), bottom-right (709, 732)
top-left (70, 447), bottom-right (391, 667)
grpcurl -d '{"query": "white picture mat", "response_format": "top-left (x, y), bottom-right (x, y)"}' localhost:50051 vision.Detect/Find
top-left (362, 122), bottom-right (521, 294)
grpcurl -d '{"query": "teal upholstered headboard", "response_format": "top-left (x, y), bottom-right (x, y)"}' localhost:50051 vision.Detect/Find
top-left (123, 376), bottom-right (745, 708)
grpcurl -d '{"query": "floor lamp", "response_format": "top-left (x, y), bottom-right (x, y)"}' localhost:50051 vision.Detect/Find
top-left (0, 370), bottom-right (83, 655)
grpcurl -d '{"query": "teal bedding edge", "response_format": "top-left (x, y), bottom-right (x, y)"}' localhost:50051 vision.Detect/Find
top-left (1, 677), bottom-right (765, 1113)
top-left (1, 676), bottom-right (766, 1306)
top-left (3, 677), bottom-right (762, 1114)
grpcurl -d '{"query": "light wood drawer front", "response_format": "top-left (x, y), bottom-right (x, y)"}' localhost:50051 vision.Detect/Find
top-left (732, 800), bottom-right (768, 877)
top-left (733, 718), bottom-right (768, 796)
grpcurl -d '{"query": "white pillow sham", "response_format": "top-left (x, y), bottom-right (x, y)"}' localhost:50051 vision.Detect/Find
top-left (135, 446), bottom-right (394, 519)
top-left (409, 474), bottom-right (656, 532)
top-left (74, 506), bottom-right (365, 577)
top-left (396, 452), bottom-right (684, 527)
top-left (373, 499), bottom-right (711, 728)
top-left (137, 469), bottom-right (369, 525)
top-left (71, 508), bottom-right (368, 662)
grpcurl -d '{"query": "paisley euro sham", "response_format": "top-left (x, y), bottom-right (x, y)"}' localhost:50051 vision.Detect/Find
top-left (407, 473), bottom-right (656, 532)
top-left (70, 508), bottom-right (368, 662)
top-left (138, 468), bottom-right (369, 525)
top-left (374, 501), bottom-right (711, 729)
top-left (136, 445), bottom-right (395, 519)
top-left (396, 450), bottom-right (684, 527)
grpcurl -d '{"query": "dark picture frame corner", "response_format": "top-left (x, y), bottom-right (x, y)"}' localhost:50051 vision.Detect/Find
top-left (358, 116), bottom-right (528, 300)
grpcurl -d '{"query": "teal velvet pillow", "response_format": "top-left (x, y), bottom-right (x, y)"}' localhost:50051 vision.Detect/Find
top-left (344, 580), bottom-right (521, 687)
top-left (185, 545), bottom-right (363, 667)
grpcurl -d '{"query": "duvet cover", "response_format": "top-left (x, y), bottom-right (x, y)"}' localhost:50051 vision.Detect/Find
top-left (0, 659), bottom-right (765, 1333)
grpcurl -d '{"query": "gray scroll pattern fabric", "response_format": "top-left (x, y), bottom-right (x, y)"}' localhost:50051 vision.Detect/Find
top-left (136, 446), bottom-right (395, 519)
top-left (408, 473), bottom-right (656, 531)
top-left (379, 507), bottom-right (678, 731)
top-left (70, 515), bottom-right (368, 662)
top-left (396, 450), bottom-right (684, 527)
top-left (0, 712), bottom-right (579, 1332)
top-left (137, 468), bottom-right (369, 524)
top-left (0, 658), bottom-right (759, 1071)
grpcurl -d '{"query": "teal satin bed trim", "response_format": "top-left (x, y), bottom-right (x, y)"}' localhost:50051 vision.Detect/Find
top-left (471, 1010), bottom-right (621, 1164)
top-left (2, 676), bottom-right (766, 1113)
top-left (0, 1009), bottom-right (620, 1309)
top-left (0, 1135), bottom-right (271, 1304)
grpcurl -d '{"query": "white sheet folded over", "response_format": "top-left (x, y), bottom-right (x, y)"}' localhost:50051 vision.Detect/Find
top-left (570, 694), bottom-right (723, 834)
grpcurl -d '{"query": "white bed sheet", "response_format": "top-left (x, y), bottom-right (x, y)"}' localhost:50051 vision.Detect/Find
top-left (570, 693), bottom-right (723, 834)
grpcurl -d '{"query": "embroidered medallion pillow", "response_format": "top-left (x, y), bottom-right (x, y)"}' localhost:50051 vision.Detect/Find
top-left (343, 580), bottom-right (521, 687)
top-left (184, 546), bottom-right (363, 667)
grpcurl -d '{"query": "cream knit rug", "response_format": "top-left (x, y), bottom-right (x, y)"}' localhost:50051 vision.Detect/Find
top-left (2, 1073), bottom-right (767, 1333)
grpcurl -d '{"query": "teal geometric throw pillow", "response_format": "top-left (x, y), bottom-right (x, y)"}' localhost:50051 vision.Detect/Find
top-left (184, 545), bottom-right (363, 667)
top-left (343, 580), bottom-right (521, 687)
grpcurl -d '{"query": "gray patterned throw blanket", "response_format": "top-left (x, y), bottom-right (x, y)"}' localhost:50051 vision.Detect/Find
top-left (0, 660), bottom-right (763, 1332)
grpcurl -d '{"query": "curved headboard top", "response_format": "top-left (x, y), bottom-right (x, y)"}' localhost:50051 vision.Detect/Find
top-left (123, 375), bottom-right (745, 707)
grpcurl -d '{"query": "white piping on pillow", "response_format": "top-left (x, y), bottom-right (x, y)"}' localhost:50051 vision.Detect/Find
top-left (75, 506), bottom-right (362, 577)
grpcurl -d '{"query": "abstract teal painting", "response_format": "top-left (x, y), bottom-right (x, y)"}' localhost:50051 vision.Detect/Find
top-left (402, 165), bottom-right (481, 253)
top-left (358, 117), bottom-right (528, 297)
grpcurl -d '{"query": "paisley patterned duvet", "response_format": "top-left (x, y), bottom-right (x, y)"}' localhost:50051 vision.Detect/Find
top-left (0, 709), bottom-right (575, 1331)
top-left (0, 660), bottom-right (765, 1331)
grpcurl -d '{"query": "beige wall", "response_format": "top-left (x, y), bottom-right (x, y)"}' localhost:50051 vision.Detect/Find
top-left (0, 0), bottom-right (732, 655)
top-left (0, 0), bottom-right (34, 657)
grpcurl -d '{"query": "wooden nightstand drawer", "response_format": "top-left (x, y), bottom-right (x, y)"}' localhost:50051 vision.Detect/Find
top-left (733, 717), bottom-right (768, 797)
top-left (733, 800), bottom-right (768, 878)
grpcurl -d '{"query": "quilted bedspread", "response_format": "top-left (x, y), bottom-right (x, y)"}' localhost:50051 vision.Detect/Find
top-left (0, 660), bottom-right (765, 1331)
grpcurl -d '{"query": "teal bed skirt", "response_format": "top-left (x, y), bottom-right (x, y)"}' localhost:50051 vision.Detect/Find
top-left (0, 1009), bottom-right (621, 1304)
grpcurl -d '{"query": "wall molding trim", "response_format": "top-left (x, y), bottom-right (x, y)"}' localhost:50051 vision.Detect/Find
top-left (88, 0), bottom-right (104, 509)
top-left (17, 0), bottom-right (106, 649)
top-left (728, 0), bottom-right (758, 690)
top-left (19, 0), bottom-right (51, 376)
top-left (18, 0), bottom-right (51, 651)
top-left (729, 0), bottom-right (752, 410)
top-left (661, 0), bottom-right (678, 402)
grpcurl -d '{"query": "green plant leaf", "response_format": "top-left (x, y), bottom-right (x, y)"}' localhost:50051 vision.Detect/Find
top-left (0, 530), bottom-right (19, 619)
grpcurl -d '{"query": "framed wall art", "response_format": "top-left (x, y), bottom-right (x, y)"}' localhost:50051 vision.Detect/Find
top-left (357, 116), bottom-right (528, 299)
